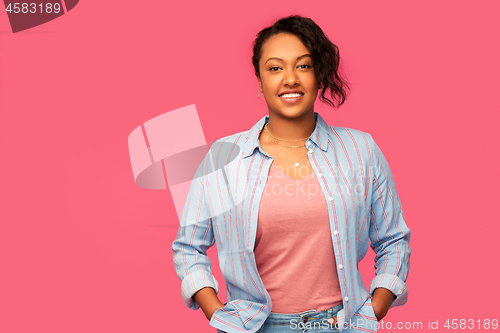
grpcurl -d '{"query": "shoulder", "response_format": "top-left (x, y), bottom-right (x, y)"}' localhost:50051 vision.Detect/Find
top-left (208, 129), bottom-right (254, 157)
top-left (211, 129), bottom-right (253, 146)
top-left (322, 126), bottom-right (382, 172)
top-left (326, 126), bottom-right (375, 151)
top-left (201, 129), bottom-right (254, 170)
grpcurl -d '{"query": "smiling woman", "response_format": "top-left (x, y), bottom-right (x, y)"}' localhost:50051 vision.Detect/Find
top-left (172, 15), bottom-right (411, 333)
top-left (258, 33), bottom-right (319, 126)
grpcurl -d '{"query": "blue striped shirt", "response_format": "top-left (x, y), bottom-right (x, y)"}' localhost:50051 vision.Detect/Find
top-left (172, 112), bottom-right (411, 333)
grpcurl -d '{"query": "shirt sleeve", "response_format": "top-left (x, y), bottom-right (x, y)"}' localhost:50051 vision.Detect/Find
top-left (171, 156), bottom-right (219, 311)
top-left (367, 135), bottom-right (411, 308)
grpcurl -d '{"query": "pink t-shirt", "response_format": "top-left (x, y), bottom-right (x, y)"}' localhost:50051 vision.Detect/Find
top-left (254, 163), bottom-right (343, 314)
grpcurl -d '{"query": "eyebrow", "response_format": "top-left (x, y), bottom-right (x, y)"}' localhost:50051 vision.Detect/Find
top-left (264, 54), bottom-right (312, 65)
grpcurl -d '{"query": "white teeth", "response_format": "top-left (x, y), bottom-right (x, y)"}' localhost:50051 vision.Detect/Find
top-left (280, 93), bottom-right (303, 98)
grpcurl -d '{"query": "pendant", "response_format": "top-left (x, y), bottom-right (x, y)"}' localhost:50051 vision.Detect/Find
top-left (294, 162), bottom-right (299, 167)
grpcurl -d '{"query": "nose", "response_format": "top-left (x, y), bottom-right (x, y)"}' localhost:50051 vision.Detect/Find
top-left (282, 68), bottom-right (299, 87)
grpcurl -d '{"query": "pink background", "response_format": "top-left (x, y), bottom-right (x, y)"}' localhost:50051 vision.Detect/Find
top-left (1, 1), bottom-right (499, 332)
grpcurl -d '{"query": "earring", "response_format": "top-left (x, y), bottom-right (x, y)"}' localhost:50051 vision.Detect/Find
top-left (258, 90), bottom-right (262, 99)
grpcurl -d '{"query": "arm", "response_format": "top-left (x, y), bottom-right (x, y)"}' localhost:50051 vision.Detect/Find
top-left (171, 171), bottom-right (223, 312)
top-left (367, 136), bottom-right (412, 320)
top-left (371, 287), bottom-right (396, 321)
top-left (193, 287), bottom-right (225, 320)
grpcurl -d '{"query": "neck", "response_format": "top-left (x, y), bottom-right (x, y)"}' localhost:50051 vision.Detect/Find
top-left (265, 110), bottom-right (316, 141)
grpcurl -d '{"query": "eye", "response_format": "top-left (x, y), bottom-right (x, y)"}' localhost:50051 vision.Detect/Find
top-left (269, 66), bottom-right (281, 71)
top-left (298, 64), bottom-right (311, 69)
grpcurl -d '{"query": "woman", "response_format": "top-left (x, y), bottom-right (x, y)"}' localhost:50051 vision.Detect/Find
top-left (172, 15), bottom-right (411, 333)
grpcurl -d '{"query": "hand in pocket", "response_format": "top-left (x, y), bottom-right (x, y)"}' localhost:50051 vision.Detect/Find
top-left (327, 316), bottom-right (338, 327)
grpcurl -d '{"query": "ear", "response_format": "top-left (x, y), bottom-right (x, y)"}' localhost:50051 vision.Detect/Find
top-left (258, 78), bottom-right (262, 91)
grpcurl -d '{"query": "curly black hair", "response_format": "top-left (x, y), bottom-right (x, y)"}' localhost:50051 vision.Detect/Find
top-left (252, 15), bottom-right (350, 108)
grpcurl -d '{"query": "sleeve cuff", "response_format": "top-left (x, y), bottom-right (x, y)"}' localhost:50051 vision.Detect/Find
top-left (180, 269), bottom-right (219, 310)
top-left (370, 273), bottom-right (408, 308)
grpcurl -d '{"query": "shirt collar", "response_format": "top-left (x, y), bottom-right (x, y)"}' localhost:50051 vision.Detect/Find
top-left (241, 112), bottom-right (330, 158)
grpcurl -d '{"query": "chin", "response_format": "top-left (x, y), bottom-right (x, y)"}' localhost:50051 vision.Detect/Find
top-left (273, 105), bottom-right (314, 119)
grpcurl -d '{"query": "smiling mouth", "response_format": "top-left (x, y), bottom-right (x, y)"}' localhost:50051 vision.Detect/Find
top-left (279, 93), bottom-right (304, 99)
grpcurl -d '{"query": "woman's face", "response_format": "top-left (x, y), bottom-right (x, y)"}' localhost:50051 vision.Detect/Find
top-left (258, 33), bottom-right (319, 120)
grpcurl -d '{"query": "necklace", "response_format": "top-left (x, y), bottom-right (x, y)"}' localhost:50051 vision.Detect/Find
top-left (272, 144), bottom-right (309, 167)
top-left (264, 123), bottom-right (311, 142)
top-left (263, 121), bottom-right (315, 167)
top-left (264, 131), bottom-right (305, 148)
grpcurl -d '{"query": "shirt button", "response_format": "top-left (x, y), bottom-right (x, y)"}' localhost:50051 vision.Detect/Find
top-left (308, 148), bottom-right (313, 153)
top-left (333, 230), bottom-right (338, 235)
top-left (338, 264), bottom-right (343, 269)
top-left (328, 196), bottom-right (333, 201)
top-left (345, 296), bottom-right (349, 302)
top-left (318, 173), bottom-right (323, 178)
